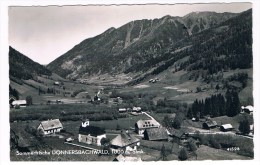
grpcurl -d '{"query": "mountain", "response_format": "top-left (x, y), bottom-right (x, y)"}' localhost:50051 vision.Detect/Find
top-left (9, 46), bottom-right (52, 80)
top-left (47, 11), bottom-right (238, 80)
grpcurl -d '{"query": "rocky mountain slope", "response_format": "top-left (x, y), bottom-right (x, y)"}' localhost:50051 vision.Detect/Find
top-left (47, 11), bottom-right (239, 80)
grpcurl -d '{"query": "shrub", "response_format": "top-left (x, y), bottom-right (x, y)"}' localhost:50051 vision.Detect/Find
top-left (178, 148), bottom-right (188, 161)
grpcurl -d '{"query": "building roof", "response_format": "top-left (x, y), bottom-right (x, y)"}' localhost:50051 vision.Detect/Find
top-left (119, 108), bottom-right (127, 112)
top-left (12, 100), bottom-right (26, 106)
top-left (79, 126), bottom-right (105, 136)
top-left (221, 124), bottom-right (233, 130)
top-left (144, 127), bottom-right (168, 141)
top-left (203, 120), bottom-right (217, 128)
top-left (133, 107), bottom-right (142, 111)
top-left (113, 154), bottom-right (142, 162)
top-left (40, 119), bottom-right (63, 131)
top-left (135, 119), bottom-right (160, 129)
top-left (242, 105), bottom-right (254, 112)
top-left (169, 129), bottom-right (186, 138)
top-left (110, 132), bottom-right (140, 147)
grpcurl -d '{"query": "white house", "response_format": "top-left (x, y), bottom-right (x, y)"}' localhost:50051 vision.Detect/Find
top-left (11, 100), bottom-right (27, 108)
top-left (37, 119), bottom-right (63, 135)
top-left (78, 119), bottom-right (106, 146)
top-left (132, 107), bottom-right (142, 113)
top-left (241, 105), bottom-right (254, 114)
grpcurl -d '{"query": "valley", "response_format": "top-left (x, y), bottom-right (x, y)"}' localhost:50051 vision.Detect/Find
top-left (8, 7), bottom-right (253, 162)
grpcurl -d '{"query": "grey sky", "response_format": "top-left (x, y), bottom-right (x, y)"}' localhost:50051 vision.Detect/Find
top-left (9, 3), bottom-right (252, 64)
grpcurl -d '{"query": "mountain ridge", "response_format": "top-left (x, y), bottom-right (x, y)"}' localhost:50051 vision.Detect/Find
top-left (47, 10), bottom-right (249, 83)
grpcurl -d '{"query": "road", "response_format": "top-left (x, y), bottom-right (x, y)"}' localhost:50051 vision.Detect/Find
top-left (184, 126), bottom-right (253, 139)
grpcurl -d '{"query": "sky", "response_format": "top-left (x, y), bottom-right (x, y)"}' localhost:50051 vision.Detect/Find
top-left (9, 3), bottom-right (252, 65)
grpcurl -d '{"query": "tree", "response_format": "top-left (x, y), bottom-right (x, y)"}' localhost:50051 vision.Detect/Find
top-left (239, 119), bottom-right (250, 135)
top-left (172, 113), bottom-right (184, 129)
top-left (26, 95), bottom-right (33, 106)
top-left (226, 90), bottom-right (240, 117)
top-left (162, 115), bottom-right (171, 128)
top-left (160, 144), bottom-right (167, 161)
top-left (187, 108), bottom-right (193, 119)
top-left (178, 148), bottom-right (188, 161)
top-left (188, 141), bottom-right (197, 152)
top-left (216, 84), bottom-right (220, 91)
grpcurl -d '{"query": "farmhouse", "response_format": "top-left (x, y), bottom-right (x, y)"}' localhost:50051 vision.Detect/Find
top-left (110, 131), bottom-right (140, 153)
top-left (37, 119), bottom-right (63, 135)
top-left (135, 119), bottom-right (161, 135)
top-left (169, 129), bottom-right (188, 144)
top-left (113, 154), bottom-right (142, 162)
top-left (202, 120), bottom-right (217, 129)
top-left (11, 100), bottom-right (27, 108)
top-left (241, 105), bottom-right (254, 114)
top-left (220, 124), bottom-right (233, 132)
top-left (143, 127), bottom-right (169, 141)
top-left (78, 119), bottom-right (106, 146)
top-left (132, 107), bottom-right (142, 113)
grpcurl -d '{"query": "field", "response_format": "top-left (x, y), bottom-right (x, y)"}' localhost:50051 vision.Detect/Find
top-left (9, 67), bottom-right (254, 161)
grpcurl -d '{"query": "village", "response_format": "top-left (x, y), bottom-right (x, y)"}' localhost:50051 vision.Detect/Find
top-left (10, 87), bottom-right (254, 161)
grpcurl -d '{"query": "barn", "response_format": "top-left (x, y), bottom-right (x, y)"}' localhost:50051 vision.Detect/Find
top-left (119, 108), bottom-right (127, 113)
top-left (78, 119), bottom-right (106, 146)
top-left (169, 129), bottom-right (189, 144)
top-left (220, 124), bottom-right (233, 132)
top-left (202, 120), bottom-right (217, 129)
top-left (11, 100), bottom-right (27, 108)
top-left (135, 119), bottom-right (161, 135)
top-left (143, 127), bottom-right (169, 141)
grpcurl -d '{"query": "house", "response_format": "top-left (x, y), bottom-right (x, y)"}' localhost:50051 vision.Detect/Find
top-left (143, 127), bottom-right (169, 141)
top-left (132, 107), bottom-right (142, 113)
top-left (110, 131), bottom-right (140, 153)
top-left (169, 129), bottom-right (188, 144)
top-left (119, 108), bottom-right (127, 113)
top-left (11, 100), bottom-right (27, 108)
top-left (37, 119), bottom-right (63, 135)
top-left (78, 119), bottom-right (106, 146)
top-left (53, 81), bottom-right (60, 85)
top-left (241, 105), bottom-right (254, 114)
top-left (135, 119), bottom-right (161, 135)
top-left (113, 154), bottom-right (142, 162)
top-left (202, 120), bottom-right (217, 129)
top-left (220, 124), bottom-right (233, 132)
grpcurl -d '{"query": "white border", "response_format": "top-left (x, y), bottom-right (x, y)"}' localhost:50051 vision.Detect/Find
top-left (1, 0), bottom-right (260, 165)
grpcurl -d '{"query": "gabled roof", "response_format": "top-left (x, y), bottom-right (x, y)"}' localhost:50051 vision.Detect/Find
top-left (243, 105), bottom-right (254, 112)
top-left (12, 100), bottom-right (26, 105)
top-left (221, 124), bottom-right (233, 130)
top-left (135, 119), bottom-right (160, 129)
top-left (203, 120), bottom-right (217, 127)
top-left (79, 126), bottom-right (105, 136)
top-left (113, 154), bottom-right (142, 162)
top-left (40, 119), bottom-right (63, 131)
top-left (144, 127), bottom-right (168, 141)
top-left (169, 129), bottom-right (186, 138)
top-left (110, 132), bottom-right (140, 147)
